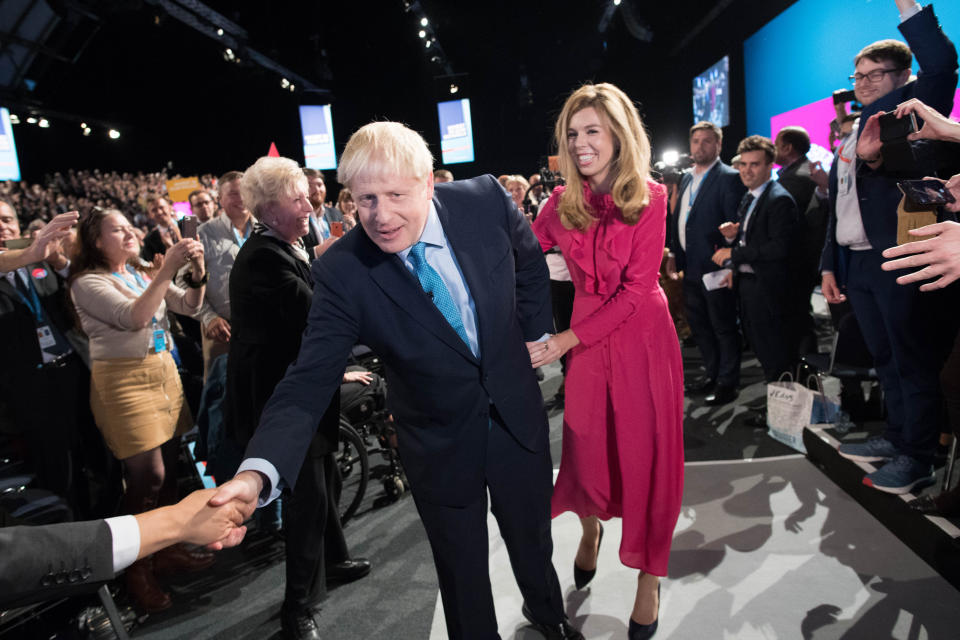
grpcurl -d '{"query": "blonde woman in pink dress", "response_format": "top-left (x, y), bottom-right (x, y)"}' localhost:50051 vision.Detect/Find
top-left (530, 83), bottom-right (684, 639)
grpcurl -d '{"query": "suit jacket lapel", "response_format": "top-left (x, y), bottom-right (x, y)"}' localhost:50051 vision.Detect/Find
top-left (745, 184), bottom-right (772, 243)
top-left (434, 196), bottom-right (487, 360)
top-left (688, 163), bottom-right (721, 221)
top-left (363, 228), bottom-right (477, 363)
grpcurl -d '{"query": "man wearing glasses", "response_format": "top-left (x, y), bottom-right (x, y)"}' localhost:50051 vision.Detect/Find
top-left (821, 0), bottom-right (957, 494)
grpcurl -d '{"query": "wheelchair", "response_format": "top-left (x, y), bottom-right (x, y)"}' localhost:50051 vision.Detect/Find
top-left (336, 346), bottom-right (408, 525)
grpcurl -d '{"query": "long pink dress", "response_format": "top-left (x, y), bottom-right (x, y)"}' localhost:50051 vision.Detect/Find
top-left (532, 180), bottom-right (684, 576)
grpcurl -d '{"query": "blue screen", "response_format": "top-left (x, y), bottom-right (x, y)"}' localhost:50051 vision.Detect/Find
top-left (744, 1), bottom-right (960, 138)
top-left (693, 56), bottom-right (730, 127)
top-left (437, 98), bottom-right (475, 165)
top-left (0, 108), bottom-right (22, 181)
top-left (299, 104), bottom-right (337, 171)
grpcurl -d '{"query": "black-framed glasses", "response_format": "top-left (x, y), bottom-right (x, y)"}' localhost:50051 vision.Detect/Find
top-left (849, 67), bottom-right (905, 84)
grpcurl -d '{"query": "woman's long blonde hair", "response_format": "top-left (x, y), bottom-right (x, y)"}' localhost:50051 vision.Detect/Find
top-left (555, 83), bottom-right (651, 231)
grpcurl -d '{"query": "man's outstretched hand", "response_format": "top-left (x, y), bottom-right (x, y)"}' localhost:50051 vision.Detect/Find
top-left (206, 470), bottom-right (265, 548)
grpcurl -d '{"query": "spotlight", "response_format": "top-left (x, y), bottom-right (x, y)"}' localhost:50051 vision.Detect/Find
top-left (223, 47), bottom-right (235, 62)
top-left (108, 129), bottom-right (120, 139)
top-left (83, 127), bottom-right (91, 136)
top-left (430, 55), bottom-right (442, 64)
top-left (26, 116), bottom-right (37, 124)
top-left (661, 150), bottom-right (680, 166)
top-left (216, 28), bottom-right (224, 36)
top-left (281, 77), bottom-right (290, 89)
top-left (420, 17), bottom-right (428, 26)
top-left (80, 122), bottom-right (87, 128)
top-left (9, 114), bottom-right (19, 124)
top-left (289, 84), bottom-right (296, 92)
top-left (425, 39), bottom-right (433, 48)
top-left (449, 84), bottom-right (459, 94)
top-left (38, 118), bottom-right (50, 128)
top-left (418, 29), bottom-right (426, 38)
top-left (614, 0), bottom-right (621, 5)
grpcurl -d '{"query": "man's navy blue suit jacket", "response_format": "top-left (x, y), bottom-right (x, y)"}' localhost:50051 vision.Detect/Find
top-left (244, 174), bottom-right (553, 507)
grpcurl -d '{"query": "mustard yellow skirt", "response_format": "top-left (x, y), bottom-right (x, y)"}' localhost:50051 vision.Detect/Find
top-left (90, 352), bottom-right (191, 460)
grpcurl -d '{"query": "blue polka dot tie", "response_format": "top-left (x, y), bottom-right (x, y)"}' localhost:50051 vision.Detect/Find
top-left (408, 242), bottom-right (470, 347)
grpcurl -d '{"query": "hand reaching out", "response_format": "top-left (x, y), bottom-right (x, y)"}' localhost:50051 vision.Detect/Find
top-left (881, 220), bottom-right (960, 291)
top-left (895, 98), bottom-right (960, 143)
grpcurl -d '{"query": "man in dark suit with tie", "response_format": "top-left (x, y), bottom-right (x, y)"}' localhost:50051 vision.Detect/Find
top-left (713, 136), bottom-right (800, 383)
top-left (821, 1), bottom-right (957, 494)
top-left (666, 121), bottom-right (747, 404)
top-left (213, 122), bottom-right (580, 639)
top-left (302, 169), bottom-right (344, 260)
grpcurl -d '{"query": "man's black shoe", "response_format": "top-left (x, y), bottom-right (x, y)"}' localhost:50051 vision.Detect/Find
top-left (704, 385), bottom-right (738, 406)
top-left (281, 610), bottom-right (322, 640)
top-left (521, 604), bottom-right (584, 639)
top-left (685, 376), bottom-right (716, 394)
top-left (908, 494), bottom-right (941, 515)
top-left (327, 558), bottom-right (371, 584)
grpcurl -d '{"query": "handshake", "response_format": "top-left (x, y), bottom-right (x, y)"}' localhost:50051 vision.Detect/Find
top-left (141, 471), bottom-right (265, 558)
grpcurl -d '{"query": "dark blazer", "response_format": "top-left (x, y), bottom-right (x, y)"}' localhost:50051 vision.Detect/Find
top-left (0, 263), bottom-right (85, 375)
top-left (302, 205), bottom-right (344, 254)
top-left (245, 175), bottom-right (552, 506)
top-left (731, 181), bottom-right (799, 309)
top-left (140, 227), bottom-right (167, 263)
top-left (0, 519), bottom-right (113, 609)
top-left (668, 161), bottom-right (746, 280)
top-left (224, 233), bottom-right (339, 457)
top-left (777, 158), bottom-right (817, 215)
top-left (821, 4), bottom-right (958, 282)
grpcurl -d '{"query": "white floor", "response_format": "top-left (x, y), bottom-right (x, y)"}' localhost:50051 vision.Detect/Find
top-left (430, 457), bottom-right (960, 639)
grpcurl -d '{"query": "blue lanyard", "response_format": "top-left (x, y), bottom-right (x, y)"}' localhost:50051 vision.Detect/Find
top-left (112, 266), bottom-right (149, 294)
top-left (13, 271), bottom-right (45, 324)
top-left (686, 171), bottom-right (708, 208)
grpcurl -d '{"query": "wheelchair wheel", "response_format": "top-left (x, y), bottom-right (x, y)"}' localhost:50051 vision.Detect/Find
top-left (336, 421), bottom-right (369, 525)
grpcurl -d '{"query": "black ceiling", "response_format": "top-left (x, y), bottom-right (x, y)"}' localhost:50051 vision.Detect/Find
top-left (2, 0), bottom-right (797, 182)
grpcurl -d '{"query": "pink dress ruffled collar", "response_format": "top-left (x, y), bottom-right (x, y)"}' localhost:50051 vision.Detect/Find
top-left (562, 181), bottom-right (635, 297)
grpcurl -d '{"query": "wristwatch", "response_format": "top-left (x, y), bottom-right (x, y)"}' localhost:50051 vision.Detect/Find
top-left (185, 271), bottom-right (208, 288)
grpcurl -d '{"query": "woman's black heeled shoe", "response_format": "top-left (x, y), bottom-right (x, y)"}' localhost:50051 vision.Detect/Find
top-left (628, 584), bottom-right (660, 640)
top-left (573, 523), bottom-right (604, 589)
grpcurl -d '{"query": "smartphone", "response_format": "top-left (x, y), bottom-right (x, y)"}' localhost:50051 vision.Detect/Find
top-left (330, 221), bottom-right (344, 238)
top-left (182, 216), bottom-right (198, 239)
top-left (897, 179), bottom-right (956, 207)
top-left (832, 89), bottom-right (857, 105)
top-left (879, 111), bottom-right (918, 142)
top-left (3, 237), bottom-right (32, 249)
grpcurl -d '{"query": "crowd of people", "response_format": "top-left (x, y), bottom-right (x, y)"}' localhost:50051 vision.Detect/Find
top-left (2, 1), bottom-right (960, 639)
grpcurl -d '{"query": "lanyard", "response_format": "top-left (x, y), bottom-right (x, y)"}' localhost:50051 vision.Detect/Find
top-left (112, 266), bottom-right (149, 294)
top-left (13, 270), bottom-right (45, 324)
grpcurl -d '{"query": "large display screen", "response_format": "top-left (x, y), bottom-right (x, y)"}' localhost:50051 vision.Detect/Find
top-left (0, 108), bottom-right (22, 182)
top-left (437, 98), bottom-right (475, 165)
top-left (745, 0), bottom-right (960, 168)
top-left (299, 104), bottom-right (337, 171)
top-left (693, 56), bottom-right (730, 127)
